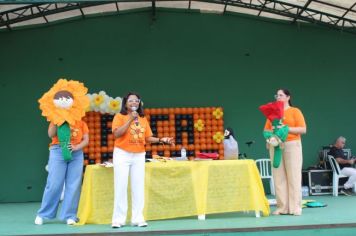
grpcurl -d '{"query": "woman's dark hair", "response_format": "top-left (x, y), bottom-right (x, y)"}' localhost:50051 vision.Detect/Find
top-left (224, 127), bottom-right (235, 139)
top-left (120, 92), bottom-right (145, 117)
top-left (277, 88), bottom-right (292, 106)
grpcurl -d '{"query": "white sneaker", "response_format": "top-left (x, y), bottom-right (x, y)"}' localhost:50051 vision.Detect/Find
top-left (35, 216), bottom-right (43, 225)
top-left (66, 219), bottom-right (76, 225)
top-left (132, 221), bottom-right (148, 227)
top-left (111, 223), bottom-right (122, 228)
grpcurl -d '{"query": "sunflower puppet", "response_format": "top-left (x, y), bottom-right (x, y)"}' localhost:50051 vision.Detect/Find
top-left (38, 79), bottom-right (90, 161)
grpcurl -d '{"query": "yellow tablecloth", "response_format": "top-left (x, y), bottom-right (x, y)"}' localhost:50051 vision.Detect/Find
top-left (77, 159), bottom-right (270, 225)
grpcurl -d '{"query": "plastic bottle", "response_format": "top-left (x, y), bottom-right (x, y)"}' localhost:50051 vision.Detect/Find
top-left (181, 147), bottom-right (187, 159)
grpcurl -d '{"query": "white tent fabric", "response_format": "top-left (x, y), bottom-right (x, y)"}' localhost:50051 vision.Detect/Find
top-left (0, 1), bottom-right (355, 32)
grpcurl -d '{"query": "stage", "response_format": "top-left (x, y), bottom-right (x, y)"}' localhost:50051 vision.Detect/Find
top-left (1, 195), bottom-right (356, 236)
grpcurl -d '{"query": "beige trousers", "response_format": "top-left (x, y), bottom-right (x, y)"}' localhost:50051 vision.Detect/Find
top-left (269, 140), bottom-right (303, 215)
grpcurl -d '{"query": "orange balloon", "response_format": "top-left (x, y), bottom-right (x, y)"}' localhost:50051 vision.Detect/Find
top-left (200, 144), bottom-right (207, 150)
top-left (145, 145), bottom-right (152, 151)
top-left (156, 108), bottom-right (163, 115)
top-left (108, 140), bottom-right (114, 147)
top-left (144, 108), bottom-right (150, 115)
top-left (88, 153), bottom-right (95, 159)
top-left (94, 116), bottom-right (101, 122)
top-left (181, 120), bottom-right (188, 126)
top-left (200, 137), bottom-right (206, 144)
top-left (95, 152), bottom-right (101, 159)
top-left (164, 150), bottom-right (170, 157)
top-left (162, 108), bottom-right (169, 114)
top-left (151, 145), bottom-right (157, 151)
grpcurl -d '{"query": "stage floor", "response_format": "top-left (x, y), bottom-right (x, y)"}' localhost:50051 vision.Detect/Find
top-left (1, 195), bottom-right (356, 236)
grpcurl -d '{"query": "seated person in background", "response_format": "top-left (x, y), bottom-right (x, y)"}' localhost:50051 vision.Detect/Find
top-left (329, 136), bottom-right (356, 196)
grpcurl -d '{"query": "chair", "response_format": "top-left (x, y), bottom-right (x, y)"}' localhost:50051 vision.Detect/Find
top-left (255, 159), bottom-right (275, 195)
top-left (327, 155), bottom-right (348, 196)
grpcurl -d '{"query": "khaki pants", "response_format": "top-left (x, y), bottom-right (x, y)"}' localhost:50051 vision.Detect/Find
top-left (269, 140), bottom-right (303, 215)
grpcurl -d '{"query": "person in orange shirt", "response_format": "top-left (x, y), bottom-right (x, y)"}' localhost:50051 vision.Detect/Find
top-left (111, 92), bottom-right (174, 228)
top-left (264, 89), bottom-right (306, 216)
top-left (35, 120), bottom-right (89, 225)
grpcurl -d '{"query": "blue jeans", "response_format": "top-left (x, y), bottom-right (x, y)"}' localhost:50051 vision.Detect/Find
top-left (37, 145), bottom-right (83, 221)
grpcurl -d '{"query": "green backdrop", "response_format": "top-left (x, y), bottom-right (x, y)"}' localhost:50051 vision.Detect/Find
top-left (1, 9), bottom-right (356, 202)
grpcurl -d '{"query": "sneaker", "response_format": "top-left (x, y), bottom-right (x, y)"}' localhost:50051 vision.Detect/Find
top-left (112, 223), bottom-right (123, 228)
top-left (132, 221), bottom-right (148, 227)
top-left (34, 216), bottom-right (43, 225)
top-left (66, 219), bottom-right (76, 225)
top-left (341, 188), bottom-right (353, 196)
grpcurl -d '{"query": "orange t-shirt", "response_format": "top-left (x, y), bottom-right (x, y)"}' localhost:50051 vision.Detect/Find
top-left (264, 107), bottom-right (306, 142)
top-left (112, 113), bottom-right (153, 153)
top-left (51, 120), bottom-right (89, 145)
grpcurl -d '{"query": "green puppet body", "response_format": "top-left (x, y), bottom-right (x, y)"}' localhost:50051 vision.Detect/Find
top-left (263, 119), bottom-right (289, 168)
top-left (57, 122), bottom-right (72, 161)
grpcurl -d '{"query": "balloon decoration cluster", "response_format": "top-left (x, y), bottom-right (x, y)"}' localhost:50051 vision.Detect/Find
top-left (83, 107), bottom-right (224, 165)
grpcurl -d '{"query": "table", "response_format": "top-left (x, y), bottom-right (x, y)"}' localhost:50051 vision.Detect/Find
top-left (77, 159), bottom-right (270, 225)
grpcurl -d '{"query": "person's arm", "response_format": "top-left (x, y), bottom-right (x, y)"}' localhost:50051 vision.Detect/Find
top-left (71, 134), bottom-right (89, 151)
top-left (289, 108), bottom-right (307, 134)
top-left (336, 157), bottom-right (355, 165)
top-left (113, 113), bottom-right (136, 138)
top-left (146, 136), bottom-right (175, 145)
top-left (288, 127), bottom-right (307, 135)
top-left (48, 123), bottom-right (57, 138)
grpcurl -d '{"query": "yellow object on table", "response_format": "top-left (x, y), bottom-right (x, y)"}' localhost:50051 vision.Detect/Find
top-left (77, 160), bottom-right (270, 225)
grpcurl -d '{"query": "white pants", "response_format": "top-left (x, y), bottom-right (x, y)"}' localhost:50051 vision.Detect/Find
top-left (341, 167), bottom-right (356, 189)
top-left (112, 147), bottom-right (146, 225)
